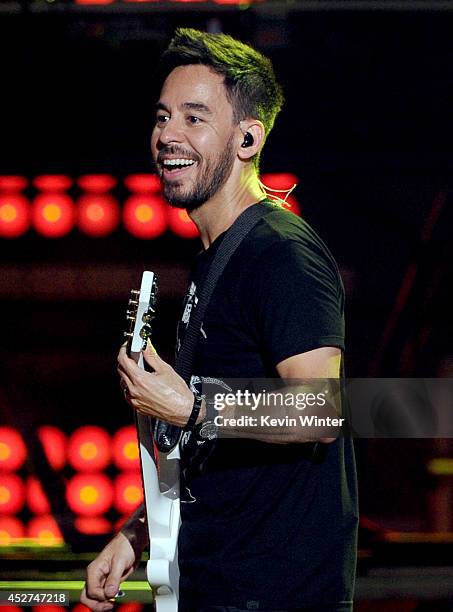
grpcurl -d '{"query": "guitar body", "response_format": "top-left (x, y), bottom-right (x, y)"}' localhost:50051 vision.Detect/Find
top-left (126, 271), bottom-right (180, 612)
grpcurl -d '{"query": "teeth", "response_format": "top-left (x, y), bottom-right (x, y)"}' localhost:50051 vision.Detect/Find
top-left (163, 158), bottom-right (196, 167)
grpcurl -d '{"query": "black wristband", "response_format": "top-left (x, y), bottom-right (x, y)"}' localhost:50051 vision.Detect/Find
top-left (183, 392), bottom-right (203, 432)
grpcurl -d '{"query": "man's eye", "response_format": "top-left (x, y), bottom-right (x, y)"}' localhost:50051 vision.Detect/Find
top-left (156, 114), bottom-right (169, 124)
top-left (188, 116), bottom-right (201, 124)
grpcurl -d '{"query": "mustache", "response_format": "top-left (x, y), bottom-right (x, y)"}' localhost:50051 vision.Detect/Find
top-left (156, 146), bottom-right (200, 164)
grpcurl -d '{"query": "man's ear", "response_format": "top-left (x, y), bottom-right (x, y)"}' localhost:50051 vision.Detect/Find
top-left (237, 120), bottom-right (266, 161)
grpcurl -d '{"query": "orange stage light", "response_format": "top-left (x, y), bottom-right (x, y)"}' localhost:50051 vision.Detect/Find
top-left (0, 175), bottom-right (28, 191)
top-left (75, 516), bottom-right (112, 535)
top-left (32, 193), bottom-right (75, 238)
top-left (68, 426), bottom-right (111, 472)
top-left (123, 194), bottom-right (167, 239)
top-left (0, 473), bottom-right (25, 514)
top-left (167, 206), bottom-right (199, 239)
top-left (0, 516), bottom-right (25, 546)
top-left (26, 477), bottom-right (51, 515)
top-left (77, 194), bottom-right (120, 237)
top-left (114, 472), bottom-right (143, 514)
top-left (112, 425), bottom-right (140, 471)
top-left (0, 427), bottom-right (26, 471)
top-left (0, 194), bottom-right (30, 238)
top-left (66, 473), bottom-right (114, 516)
top-left (37, 426), bottom-right (66, 470)
top-left (33, 175), bottom-right (72, 192)
top-left (77, 174), bottom-right (117, 193)
top-left (124, 174), bottom-right (161, 194)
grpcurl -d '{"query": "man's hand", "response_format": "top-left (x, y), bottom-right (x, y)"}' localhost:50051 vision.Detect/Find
top-left (80, 532), bottom-right (136, 611)
top-left (117, 342), bottom-right (194, 427)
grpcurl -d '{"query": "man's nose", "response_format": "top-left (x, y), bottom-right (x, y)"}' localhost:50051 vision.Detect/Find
top-left (158, 118), bottom-right (184, 145)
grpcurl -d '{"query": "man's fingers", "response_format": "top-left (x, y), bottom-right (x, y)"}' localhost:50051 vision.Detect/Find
top-left (104, 558), bottom-right (129, 598)
top-left (80, 586), bottom-right (114, 612)
top-left (142, 339), bottom-right (167, 371)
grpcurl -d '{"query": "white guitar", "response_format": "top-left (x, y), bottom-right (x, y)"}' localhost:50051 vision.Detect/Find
top-left (125, 271), bottom-right (180, 612)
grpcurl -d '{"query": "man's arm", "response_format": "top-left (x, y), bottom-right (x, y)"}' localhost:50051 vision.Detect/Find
top-left (81, 506), bottom-right (148, 611)
top-left (207, 346), bottom-right (342, 444)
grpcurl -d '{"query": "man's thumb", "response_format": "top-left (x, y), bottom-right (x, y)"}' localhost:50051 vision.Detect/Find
top-left (104, 571), bottom-right (121, 598)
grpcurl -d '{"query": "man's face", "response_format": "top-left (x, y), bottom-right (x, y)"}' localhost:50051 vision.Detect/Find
top-left (151, 64), bottom-right (237, 211)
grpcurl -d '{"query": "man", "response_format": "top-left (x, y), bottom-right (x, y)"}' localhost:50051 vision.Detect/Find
top-left (81, 28), bottom-right (358, 612)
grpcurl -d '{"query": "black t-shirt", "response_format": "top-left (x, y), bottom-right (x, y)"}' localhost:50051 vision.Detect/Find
top-left (176, 202), bottom-right (358, 611)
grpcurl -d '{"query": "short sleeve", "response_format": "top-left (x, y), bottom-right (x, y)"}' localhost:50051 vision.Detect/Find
top-left (253, 237), bottom-right (345, 368)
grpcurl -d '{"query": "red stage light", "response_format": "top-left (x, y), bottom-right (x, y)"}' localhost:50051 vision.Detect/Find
top-left (0, 175), bottom-right (28, 191)
top-left (0, 516), bottom-right (25, 546)
top-left (76, 0), bottom-right (114, 4)
top-left (124, 174), bottom-right (161, 194)
top-left (123, 195), bottom-right (167, 239)
top-left (31, 607), bottom-right (66, 612)
top-left (33, 175), bottom-right (72, 192)
top-left (77, 174), bottom-right (117, 193)
top-left (72, 604), bottom-right (92, 612)
top-left (0, 194), bottom-right (30, 238)
top-left (26, 477), bottom-right (51, 514)
top-left (77, 194), bottom-right (120, 237)
top-left (27, 514), bottom-right (63, 545)
top-left (112, 425), bottom-right (140, 471)
top-left (0, 427), bottom-right (26, 471)
top-left (75, 516), bottom-right (112, 535)
top-left (68, 426), bottom-right (111, 472)
top-left (66, 473), bottom-right (114, 516)
top-left (117, 605), bottom-right (144, 612)
top-left (0, 474), bottom-right (25, 514)
top-left (167, 206), bottom-right (198, 239)
top-left (282, 195), bottom-right (301, 216)
top-left (37, 426), bottom-right (66, 470)
top-left (114, 473), bottom-right (143, 514)
top-left (260, 173), bottom-right (298, 191)
top-left (32, 193), bottom-right (75, 238)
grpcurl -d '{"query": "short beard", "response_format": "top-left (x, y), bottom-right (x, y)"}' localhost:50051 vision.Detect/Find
top-left (162, 135), bottom-right (235, 212)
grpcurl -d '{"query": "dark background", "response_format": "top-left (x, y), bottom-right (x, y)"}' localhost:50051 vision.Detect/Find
top-left (1, 0), bottom-right (453, 534)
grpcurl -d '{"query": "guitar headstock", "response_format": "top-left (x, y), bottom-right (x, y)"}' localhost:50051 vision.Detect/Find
top-left (125, 271), bottom-right (158, 357)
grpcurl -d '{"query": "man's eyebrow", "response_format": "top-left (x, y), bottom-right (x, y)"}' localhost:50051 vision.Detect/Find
top-left (155, 102), bottom-right (169, 112)
top-left (181, 102), bottom-right (213, 115)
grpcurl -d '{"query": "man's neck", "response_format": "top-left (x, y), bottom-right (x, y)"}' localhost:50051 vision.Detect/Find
top-left (189, 169), bottom-right (266, 249)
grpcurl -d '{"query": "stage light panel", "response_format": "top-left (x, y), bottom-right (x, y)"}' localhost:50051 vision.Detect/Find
top-left (0, 427), bottom-right (26, 471)
top-left (112, 426), bottom-right (140, 471)
top-left (0, 194), bottom-right (30, 238)
top-left (77, 194), bottom-right (120, 237)
top-left (37, 426), bottom-right (66, 471)
top-left (0, 474), bottom-right (25, 514)
top-left (68, 426), bottom-right (111, 472)
top-left (123, 194), bottom-right (167, 239)
top-left (66, 473), bottom-right (114, 516)
top-left (167, 206), bottom-right (198, 239)
top-left (32, 193), bottom-right (75, 238)
top-left (114, 472), bottom-right (143, 514)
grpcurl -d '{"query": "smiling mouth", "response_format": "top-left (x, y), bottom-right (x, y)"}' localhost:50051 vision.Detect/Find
top-left (160, 158), bottom-right (198, 180)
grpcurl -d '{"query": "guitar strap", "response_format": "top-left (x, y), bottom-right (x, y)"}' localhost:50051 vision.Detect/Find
top-left (153, 200), bottom-right (276, 452)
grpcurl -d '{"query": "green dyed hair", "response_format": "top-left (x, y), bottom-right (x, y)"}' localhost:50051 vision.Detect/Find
top-left (158, 28), bottom-right (284, 168)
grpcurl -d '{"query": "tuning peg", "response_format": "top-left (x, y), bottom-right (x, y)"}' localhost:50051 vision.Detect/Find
top-left (128, 300), bottom-right (138, 306)
top-left (131, 289), bottom-right (140, 296)
top-left (126, 315), bottom-right (135, 321)
top-left (123, 331), bottom-right (133, 338)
